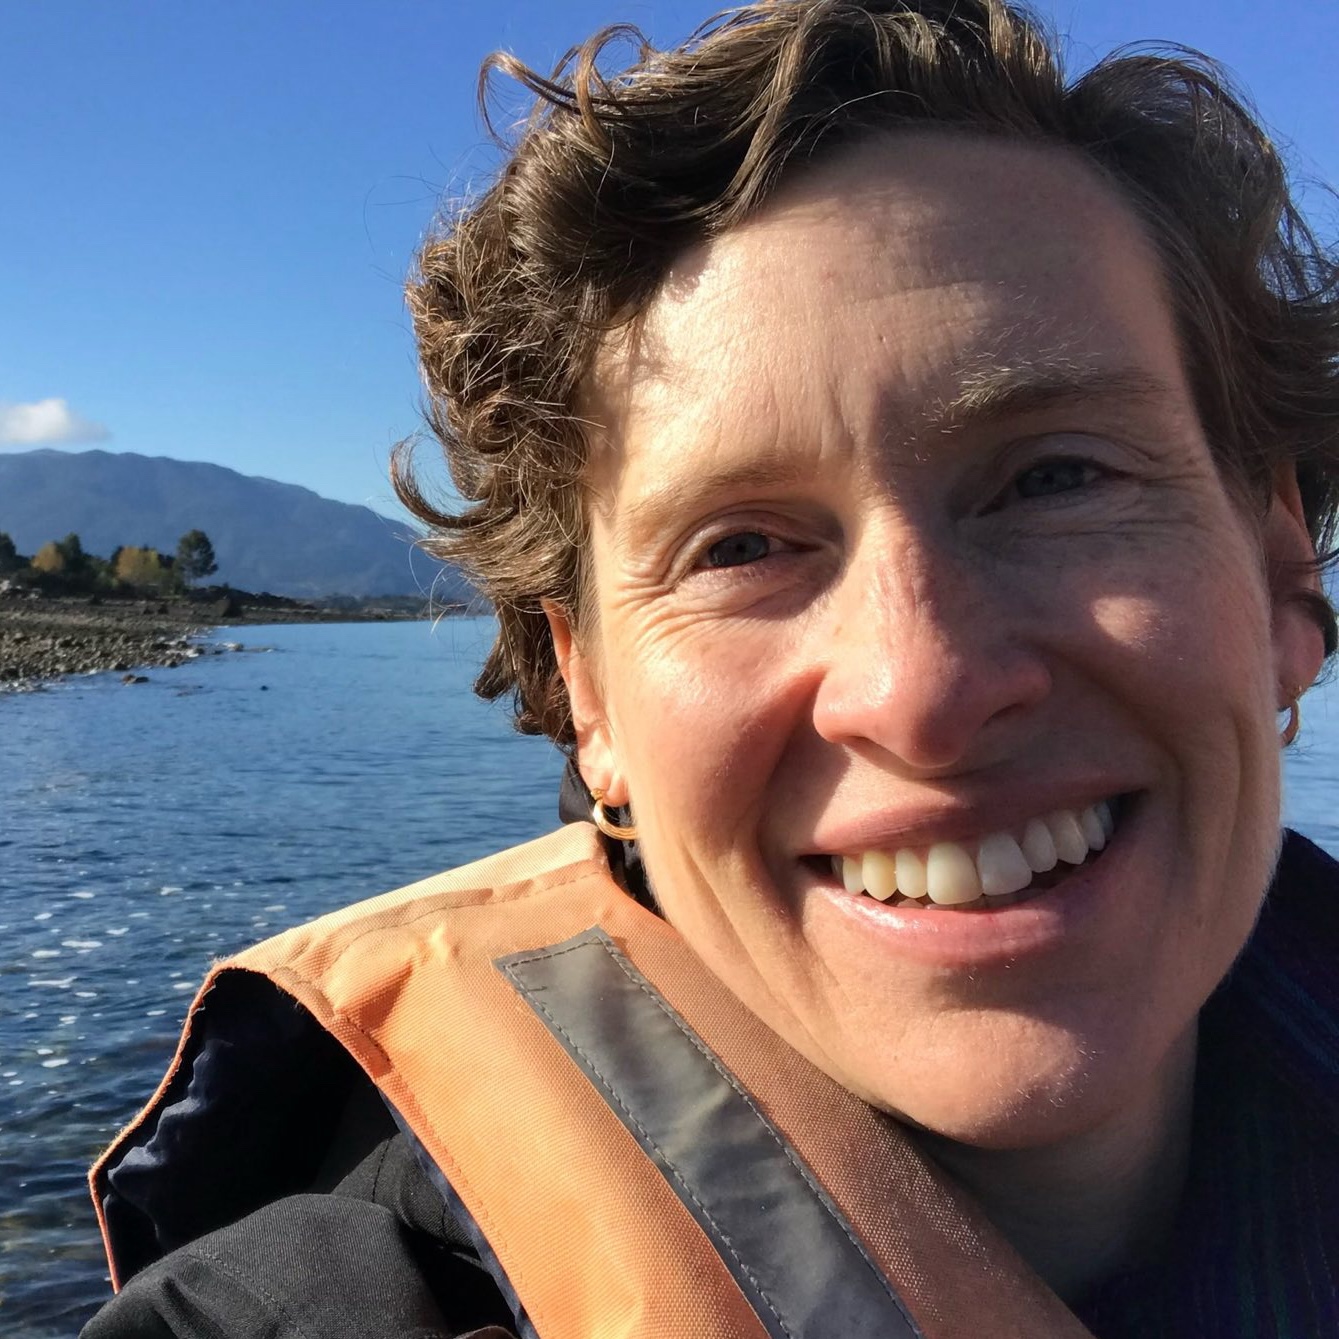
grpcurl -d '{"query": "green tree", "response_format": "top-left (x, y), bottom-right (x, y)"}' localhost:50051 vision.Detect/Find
top-left (55, 532), bottom-right (87, 574)
top-left (0, 532), bottom-right (21, 573)
top-left (175, 529), bottom-right (218, 586)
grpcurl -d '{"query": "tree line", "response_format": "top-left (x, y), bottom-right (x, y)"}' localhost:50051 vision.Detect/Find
top-left (0, 529), bottom-right (218, 596)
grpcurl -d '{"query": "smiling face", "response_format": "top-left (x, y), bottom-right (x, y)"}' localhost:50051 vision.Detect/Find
top-left (551, 133), bottom-right (1323, 1148)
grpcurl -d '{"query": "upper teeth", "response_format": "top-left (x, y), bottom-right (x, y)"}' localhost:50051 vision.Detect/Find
top-left (835, 801), bottom-right (1115, 908)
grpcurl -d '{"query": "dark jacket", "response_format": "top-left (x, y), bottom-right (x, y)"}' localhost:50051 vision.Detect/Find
top-left (82, 1082), bottom-right (516, 1338)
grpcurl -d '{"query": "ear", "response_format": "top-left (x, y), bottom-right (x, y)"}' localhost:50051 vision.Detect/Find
top-left (1264, 463), bottom-right (1327, 700)
top-left (544, 601), bottom-right (629, 807)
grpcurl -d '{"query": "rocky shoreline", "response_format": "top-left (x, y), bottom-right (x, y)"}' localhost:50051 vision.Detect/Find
top-left (0, 593), bottom-right (433, 688)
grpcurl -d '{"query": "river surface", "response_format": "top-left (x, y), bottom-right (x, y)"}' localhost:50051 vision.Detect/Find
top-left (3, 617), bottom-right (1338, 1336)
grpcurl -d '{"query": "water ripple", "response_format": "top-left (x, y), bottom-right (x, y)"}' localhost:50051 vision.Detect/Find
top-left (2, 618), bottom-right (563, 1334)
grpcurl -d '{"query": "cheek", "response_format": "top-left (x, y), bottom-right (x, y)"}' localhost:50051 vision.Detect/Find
top-left (608, 623), bottom-right (808, 816)
top-left (1093, 549), bottom-right (1281, 955)
top-left (602, 629), bottom-right (822, 980)
top-left (1089, 520), bottom-right (1276, 715)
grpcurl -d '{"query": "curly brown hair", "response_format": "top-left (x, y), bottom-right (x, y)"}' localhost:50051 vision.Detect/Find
top-left (394, 0), bottom-right (1339, 746)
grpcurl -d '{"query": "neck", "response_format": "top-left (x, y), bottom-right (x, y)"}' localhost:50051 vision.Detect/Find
top-left (921, 1029), bottom-right (1196, 1303)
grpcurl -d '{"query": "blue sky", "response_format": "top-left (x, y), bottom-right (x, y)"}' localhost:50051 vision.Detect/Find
top-left (3, 0), bottom-right (1335, 517)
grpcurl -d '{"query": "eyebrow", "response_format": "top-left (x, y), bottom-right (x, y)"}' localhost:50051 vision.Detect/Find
top-left (927, 361), bottom-right (1180, 434)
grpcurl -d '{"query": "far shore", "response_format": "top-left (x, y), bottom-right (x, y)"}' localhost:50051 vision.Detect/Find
top-left (0, 590), bottom-right (459, 688)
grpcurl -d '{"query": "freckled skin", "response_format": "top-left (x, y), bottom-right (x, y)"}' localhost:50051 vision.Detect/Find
top-left (551, 134), bottom-right (1324, 1153)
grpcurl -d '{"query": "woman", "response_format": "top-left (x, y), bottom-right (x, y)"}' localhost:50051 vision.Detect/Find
top-left (85, 1), bottom-right (1339, 1336)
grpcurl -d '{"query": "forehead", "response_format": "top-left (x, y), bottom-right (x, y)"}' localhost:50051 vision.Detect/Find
top-left (587, 132), bottom-right (1190, 481)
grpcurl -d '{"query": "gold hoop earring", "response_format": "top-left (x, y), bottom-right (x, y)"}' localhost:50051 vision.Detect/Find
top-left (1281, 691), bottom-right (1302, 747)
top-left (590, 787), bottom-right (638, 842)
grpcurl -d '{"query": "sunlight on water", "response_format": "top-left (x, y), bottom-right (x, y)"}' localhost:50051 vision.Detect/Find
top-left (1, 618), bottom-right (565, 1336)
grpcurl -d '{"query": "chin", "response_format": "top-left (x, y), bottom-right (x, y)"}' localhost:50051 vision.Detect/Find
top-left (844, 1016), bottom-right (1161, 1152)
top-left (894, 1087), bottom-right (1104, 1154)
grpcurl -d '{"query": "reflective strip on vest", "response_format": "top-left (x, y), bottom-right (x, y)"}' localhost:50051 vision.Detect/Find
top-left (500, 928), bottom-right (922, 1339)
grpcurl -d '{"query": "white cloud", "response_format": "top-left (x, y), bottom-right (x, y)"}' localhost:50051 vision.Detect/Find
top-left (0, 398), bottom-right (110, 446)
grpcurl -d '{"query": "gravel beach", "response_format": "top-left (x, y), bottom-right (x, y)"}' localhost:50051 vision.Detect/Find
top-left (0, 593), bottom-right (431, 687)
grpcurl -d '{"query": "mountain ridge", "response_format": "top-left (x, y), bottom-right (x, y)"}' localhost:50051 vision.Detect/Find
top-left (0, 448), bottom-right (469, 600)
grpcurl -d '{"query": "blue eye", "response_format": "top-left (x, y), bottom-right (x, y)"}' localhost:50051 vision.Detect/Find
top-left (1014, 459), bottom-right (1099, 499)
top-left (705, 532), bottom-right (771, 567)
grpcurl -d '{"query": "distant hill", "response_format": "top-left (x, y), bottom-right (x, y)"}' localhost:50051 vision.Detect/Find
top-left (0, 449), bottom-right (472, 601)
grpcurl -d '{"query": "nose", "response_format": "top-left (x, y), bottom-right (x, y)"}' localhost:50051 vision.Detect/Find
top-left (811, 524), bottom-right (1052, 773)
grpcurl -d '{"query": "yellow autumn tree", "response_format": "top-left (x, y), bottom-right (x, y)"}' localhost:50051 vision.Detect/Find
top-left (29, 540), bottom-right (66, 574)
top-left (114, 546), bottom-right (174, 590)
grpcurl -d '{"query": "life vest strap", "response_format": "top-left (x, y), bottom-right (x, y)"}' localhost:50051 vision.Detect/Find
top-left (501, 928), bottom-right (923, 1339)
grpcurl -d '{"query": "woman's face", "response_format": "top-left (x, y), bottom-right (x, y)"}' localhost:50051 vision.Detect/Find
top-left (552, 133), bottom-right (1322, 1147)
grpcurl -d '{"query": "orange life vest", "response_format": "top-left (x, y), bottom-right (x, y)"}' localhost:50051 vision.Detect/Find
top-left (91, 823), bottom-right (1093, 1339)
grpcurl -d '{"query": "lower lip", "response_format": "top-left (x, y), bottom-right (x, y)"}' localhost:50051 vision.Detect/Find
top-left (806, 803), bottom-right (1142, 969)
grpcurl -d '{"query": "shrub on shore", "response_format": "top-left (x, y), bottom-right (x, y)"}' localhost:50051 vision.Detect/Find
top-left (1, 529), bottom-right (218, 600)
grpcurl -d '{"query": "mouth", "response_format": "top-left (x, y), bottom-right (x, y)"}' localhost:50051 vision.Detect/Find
top-left (818, 796), bottom-right (1127, 912)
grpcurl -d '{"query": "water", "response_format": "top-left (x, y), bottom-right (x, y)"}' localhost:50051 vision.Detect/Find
top-left (3, 618), bottom-right (1338, 1336)
top-left (1, 618), bottom-right (565, 1336)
